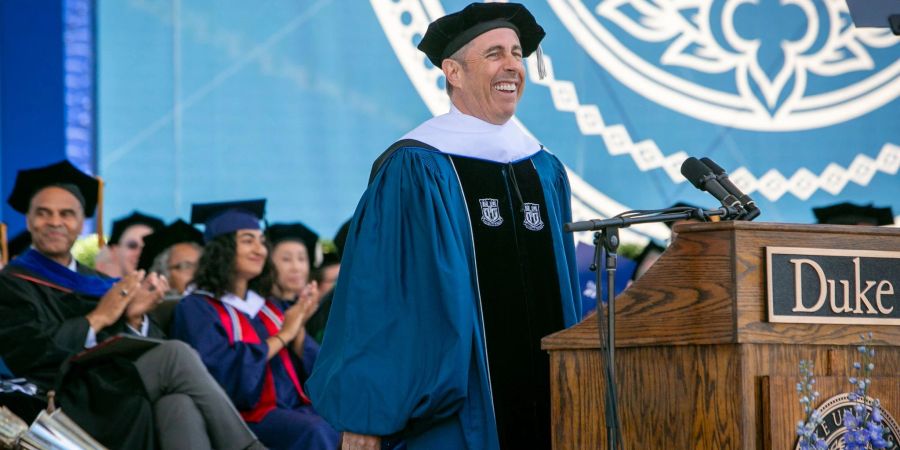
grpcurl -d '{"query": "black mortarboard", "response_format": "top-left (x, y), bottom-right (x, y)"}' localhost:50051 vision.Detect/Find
top-left (320, 251), bottom-right (340, 268)
top-left (813, 202), bottom-right (895, 226)
top-left (109, 211), bottom-right (165, 245)
top-left (418, 2), bottom-right (545, 67)
top-left (190, 199), bottom-right (266, 242)
top-left (7, 160), bottom-right (100, 217)
top-left (267, 222), bottom-right (320, 269)
top-left (137, 219), bottom-right (204, 271)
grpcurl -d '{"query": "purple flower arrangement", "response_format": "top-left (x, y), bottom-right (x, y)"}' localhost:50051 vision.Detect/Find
top-left (796, 360), bottom-right (826, 450)
top-left (796, 333), bottom-right (895, 450)
top-left (842, 333), bottom-right (894, 450)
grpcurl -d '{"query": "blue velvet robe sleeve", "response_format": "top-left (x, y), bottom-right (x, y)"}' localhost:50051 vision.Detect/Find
top-left (534, 151), bottom-right (583, 326)
top-left (171, 294), bottom-right (270, 410)
top-left (306, 147), bottom-right (481, 436)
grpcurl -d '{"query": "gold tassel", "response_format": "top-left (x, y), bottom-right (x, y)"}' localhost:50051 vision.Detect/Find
top-left (0, 223), bottom-right (7, 266)
top-left (96, 177), bottom-right (106, 248)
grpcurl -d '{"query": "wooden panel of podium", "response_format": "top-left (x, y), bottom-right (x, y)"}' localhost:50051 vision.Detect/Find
top-left (542, 221), bottom-right (900, 449)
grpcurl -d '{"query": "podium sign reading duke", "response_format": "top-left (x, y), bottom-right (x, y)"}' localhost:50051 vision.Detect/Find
top-left (767, 247), bottom-right (900, 325)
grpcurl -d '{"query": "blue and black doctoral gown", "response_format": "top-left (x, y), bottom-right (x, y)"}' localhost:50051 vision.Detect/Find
top-left (0, 249), bottom-right (162, 450)
top-left (307, 129), bottom-right (582, 450)
top-left (172, 292), bottom-right (338, 450)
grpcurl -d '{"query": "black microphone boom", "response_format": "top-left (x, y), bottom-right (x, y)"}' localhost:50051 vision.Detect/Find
top-left (680, 157), bottom-right (744, 218)
top-left (699, 157), bottom-right (760, 220)
top-left (564, 206), bottom-right (739, 232)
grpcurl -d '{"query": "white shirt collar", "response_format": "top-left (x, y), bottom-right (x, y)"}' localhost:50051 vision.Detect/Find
top-left (219, 290), bottom-right (266, 318)
top-left (30, 245), bottom-right (77, 272)
top-left (401, 105), bottom-right (542, 163)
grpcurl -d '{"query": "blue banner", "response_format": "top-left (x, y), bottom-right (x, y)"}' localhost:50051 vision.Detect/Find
top-left (97, 0), bottom-right (899, 242)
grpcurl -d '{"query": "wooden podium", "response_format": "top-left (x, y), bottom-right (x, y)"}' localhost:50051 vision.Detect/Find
top-left (542, 221), bottom-right (900, 449)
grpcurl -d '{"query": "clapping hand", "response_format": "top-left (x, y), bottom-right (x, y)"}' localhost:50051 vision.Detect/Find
top-left (296, 280), bottom-right (320, 323)
top-left (85, 271), bottom-right (144, 332)
top-left (125, 272), bottom-right (169, 328)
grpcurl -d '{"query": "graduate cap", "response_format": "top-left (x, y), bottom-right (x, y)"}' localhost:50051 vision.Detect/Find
top-left (109, 211), bottom-right (165, 245)
top-left (320, 251), bottom-right (340, 268)
top-left (7, 160), bottom-right (100, 217)
top-left (813, 202), bottom-right (895, 226)
top-left (137, 219), bottom-right (204, 271)
top-left (190, 199), bottom-right (266, 242)
top-left (418, 3), bottom-right (546, 68)
top-left (267, 222), bottom-right (321, 268)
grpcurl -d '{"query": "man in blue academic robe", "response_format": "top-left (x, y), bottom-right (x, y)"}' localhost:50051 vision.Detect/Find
top-left (307, 4), bottom-right (581, 450)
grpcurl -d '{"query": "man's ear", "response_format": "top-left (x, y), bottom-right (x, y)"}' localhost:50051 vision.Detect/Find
top-left (442, 59), bottom-right (462, 91)
top-left (25, 214), bottom-right (35, 235)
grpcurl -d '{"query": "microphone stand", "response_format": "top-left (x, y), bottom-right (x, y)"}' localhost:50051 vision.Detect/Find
top-left (592, 226), bottom-right (622, 450)
top-left (567, 206), bottom-right (741, 450)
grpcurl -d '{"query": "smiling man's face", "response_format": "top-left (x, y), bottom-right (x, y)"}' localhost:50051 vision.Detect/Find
top-left (27, 186), bottom-right (84, 262)
top-left (445, 27), bottom-right (525, 125)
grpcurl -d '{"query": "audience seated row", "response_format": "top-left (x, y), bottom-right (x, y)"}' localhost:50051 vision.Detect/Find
top-left (0, 161), bottom-right (346, 450)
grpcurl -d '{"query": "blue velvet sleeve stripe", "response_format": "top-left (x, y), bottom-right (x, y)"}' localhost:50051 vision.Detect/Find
top-left (533, 151), bottom-right (583, 326)
top-left (307, 147), bottom-right (478, 436)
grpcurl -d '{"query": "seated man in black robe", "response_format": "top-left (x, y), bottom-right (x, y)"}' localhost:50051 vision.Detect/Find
top-left (0, 160), bottom-right (265, 450)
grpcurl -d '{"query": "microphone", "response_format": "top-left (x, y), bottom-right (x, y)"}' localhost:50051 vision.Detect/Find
top-left (680, 157), bottom-right (744, 218)
top-left (699, 157), bottom-right (761, 221)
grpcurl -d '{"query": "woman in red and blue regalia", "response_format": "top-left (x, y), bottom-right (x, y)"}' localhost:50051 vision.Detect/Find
top-left (171, 200), bottom-right (338, 450)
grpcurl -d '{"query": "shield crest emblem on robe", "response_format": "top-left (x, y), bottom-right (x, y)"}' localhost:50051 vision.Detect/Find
top-left (479, 198), bottom-right (503, 227)
top-left (523, 203), bottom-right (544, 231)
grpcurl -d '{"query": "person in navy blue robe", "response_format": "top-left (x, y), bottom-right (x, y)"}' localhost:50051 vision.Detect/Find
top-left (307, 4), bottom-right (581, 450)
top-left (171, 200), bottom-right (338, 450)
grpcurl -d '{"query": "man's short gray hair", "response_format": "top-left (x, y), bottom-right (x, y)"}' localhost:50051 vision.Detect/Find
top-left (151, 248), bottom-right (174, 279)
top-left (444, 40), bottom-right (473, 97)
top-left (150, 242), bottom-right (203, 278)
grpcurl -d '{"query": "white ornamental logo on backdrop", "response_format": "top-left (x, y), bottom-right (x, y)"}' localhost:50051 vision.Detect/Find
top-left (551, 0), bottom-right (900, 131)
top-left (372, 0), bottom-right (898, 238)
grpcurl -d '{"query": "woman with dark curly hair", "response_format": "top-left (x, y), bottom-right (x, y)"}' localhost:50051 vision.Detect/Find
top-left (171, 200), bottom-right (338, 450)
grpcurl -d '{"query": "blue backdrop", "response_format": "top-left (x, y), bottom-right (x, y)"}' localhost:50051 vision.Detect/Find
top-left (0, 0), bottom-right (94, 236)
top-left (88, 0), bottom-right (900, 242)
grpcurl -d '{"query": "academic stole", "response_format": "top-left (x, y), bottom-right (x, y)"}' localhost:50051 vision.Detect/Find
top-left (205, 297), bottom-right (311, 422)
